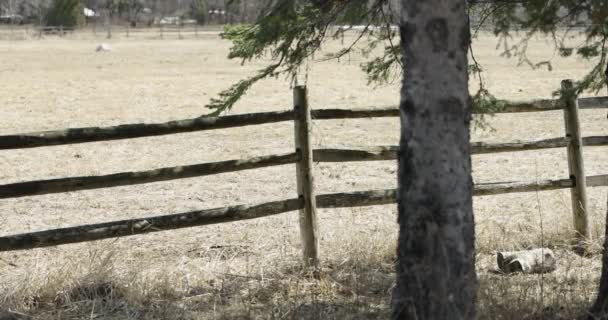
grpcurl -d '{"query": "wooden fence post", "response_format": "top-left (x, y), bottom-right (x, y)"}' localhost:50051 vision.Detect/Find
top-left (293, 86), bottom-right (319, 268)
top-left (561, 79), bottom-right (590, 250)
top-left (106, 22), bottom-right (112, 39)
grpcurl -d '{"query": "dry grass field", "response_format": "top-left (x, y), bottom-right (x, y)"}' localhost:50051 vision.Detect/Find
top-left (0, 28), bottom-right (607, 319)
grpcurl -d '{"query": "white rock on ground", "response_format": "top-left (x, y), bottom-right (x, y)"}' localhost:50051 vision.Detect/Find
top-left (96, 43), bottom-right (112, 52)
top-left (497, 248), bottom-right (557, 274)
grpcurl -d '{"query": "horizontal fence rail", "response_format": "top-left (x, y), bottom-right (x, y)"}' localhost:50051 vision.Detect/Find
top-left (1, 96), bottom-right (606, 151)
top-left (1, 135), bottom-right (606, 199)
top-left (471, 136), bottom-right (608, 154)
top-left (313, 135), bottom-right (608, 162)
top-left (2, 173), bottom-right (607, 252)
top-left (314, 146), bottom-right (399, 162)
top-left (0, 110), bottom-right (295, 150)
top-left (312, 107), bottom-right (399, 119)
top-left (0, 198), bottom-right (304, 251)
top-left (496, 96), bottom-right (608, 112)
top-left (312, 96), bottom-right (608, 119)
top-left (319, 174), bottom-right (608, 205)
top-left (476, 174), bottom-right (608, 195)
top-left (0, 153), bottom-right (299, 199)
top-left (570, 96), bottom-right (608, 110)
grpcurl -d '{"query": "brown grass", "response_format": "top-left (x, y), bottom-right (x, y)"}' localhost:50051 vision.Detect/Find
top-left (0, 28), bottom-right (607, 319)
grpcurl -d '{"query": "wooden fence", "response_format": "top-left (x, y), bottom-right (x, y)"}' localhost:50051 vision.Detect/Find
top-left (40, 24), bottom-right (212, 40)
top-left (1, 80), bottom-right (607, 265)
top-left (0, 25), bottom-right (217, 40)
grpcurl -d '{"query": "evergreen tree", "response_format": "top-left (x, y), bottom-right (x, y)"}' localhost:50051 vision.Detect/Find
top-left (392, 0), bottom-right (476, 318)
top-left (208, 1), bottom-right (608, 318)
top-left (206, 0), bottom-right (608, 115)
top-left (46, 0), bottom-right (83, 27)
top-left (190, 0), bottom-right (208, 25)
top-left (475, 0), bottom-right (608, 95)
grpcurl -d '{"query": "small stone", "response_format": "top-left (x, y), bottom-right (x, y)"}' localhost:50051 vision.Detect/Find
top-left (497, 248), bottom-right (557, 274)
top-left (96, 43), bottom-right (112, 52)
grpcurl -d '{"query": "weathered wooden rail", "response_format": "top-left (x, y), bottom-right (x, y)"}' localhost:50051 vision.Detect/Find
top-left (3, 137), bottom-right (608, 200)
top-left (0, 110), bottom-right (296, 150)
top-left (0, 153), bottom-right (299, 199)
top-left (1, 174), bottom-right (608, 252)
top-left (1, 80), bottom-right (607, 261)
top-left (39, 26), bottom-right (75, 37)
top-left (2, 97), bottom-right (607, 150)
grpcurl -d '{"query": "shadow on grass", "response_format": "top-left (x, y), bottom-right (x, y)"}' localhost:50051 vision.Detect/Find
top-left (180, 257), bottom-right (394, 319)
top-left (14, 255), bottom-right (394, 320)
top-left (13, 249), bottom-right (601, 319)
top-left (477, 271), bottom-right (596, 320)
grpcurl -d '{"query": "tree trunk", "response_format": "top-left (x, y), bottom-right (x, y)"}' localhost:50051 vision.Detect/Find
top-left (604, 63), bottom-right (608, 94)
top-left (590, 195), bottom-right (608, 319)
top-left (392, 1), bottom-right (476, 319)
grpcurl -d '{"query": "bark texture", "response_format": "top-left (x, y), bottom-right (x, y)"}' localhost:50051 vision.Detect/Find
top-left (392, 0), bottom-right (477, 319)
top-left (590, 195), bottom-right (608, 319)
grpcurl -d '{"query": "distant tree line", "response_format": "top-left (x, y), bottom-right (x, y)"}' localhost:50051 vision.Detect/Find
top-left (1, 0), bottom-right (399, 27)
top-left (1, 1), bottom-right (595, 29)
top-left (0, 0), bottom-right (275, 27)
